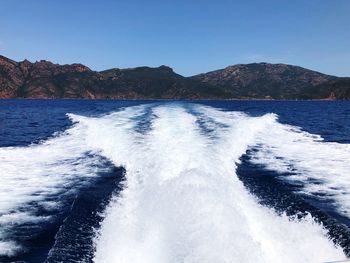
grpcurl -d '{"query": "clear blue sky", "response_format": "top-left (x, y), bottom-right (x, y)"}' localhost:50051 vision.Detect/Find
top-left (1, 0), bottom-right (349, 76)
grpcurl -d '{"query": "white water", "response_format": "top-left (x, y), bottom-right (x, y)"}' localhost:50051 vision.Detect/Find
top-left (249, 118), bottom-right (350, 218)
top-left (0, 117), bottom-right (112, 256)
top-left (1, 103), bottom-right (347, 262)
top-left (77, 104), bottom-right (345, 263)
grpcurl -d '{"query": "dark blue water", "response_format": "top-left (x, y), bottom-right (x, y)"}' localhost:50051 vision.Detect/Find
top-left (199, 100), bottom-right (350, 144)
top-left (0, 99), bottom-right (153, 147)
top-left (1, 100), bottom-right (349, 147)
top-left (0, 99), bottom-right (349, 262)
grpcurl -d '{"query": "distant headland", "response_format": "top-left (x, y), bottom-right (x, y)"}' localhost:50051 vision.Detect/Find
top-left (0, 55), bottom-right (349, 100)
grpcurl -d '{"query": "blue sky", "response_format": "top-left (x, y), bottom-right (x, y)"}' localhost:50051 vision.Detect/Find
top-left (1, 0), bottom-right (349, 76)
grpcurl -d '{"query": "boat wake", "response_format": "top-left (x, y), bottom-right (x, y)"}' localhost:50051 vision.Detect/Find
top-left (0, 103), bottom-right (349, 262)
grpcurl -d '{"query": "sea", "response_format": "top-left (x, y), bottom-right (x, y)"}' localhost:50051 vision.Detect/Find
top-left (0, 99), bottom-right (350, 263)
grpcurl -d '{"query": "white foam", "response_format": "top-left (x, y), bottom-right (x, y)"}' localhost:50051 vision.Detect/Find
top-left (249, 117), bottom-right (350, 217)
top-left (0, 106), bottom-right (146, 256)
top-left (0, 240), bottom-right (22, 257)
top-left (1, 103), bottom-right (346, 261)
top-left (89, 104), bottom-right (345, 263)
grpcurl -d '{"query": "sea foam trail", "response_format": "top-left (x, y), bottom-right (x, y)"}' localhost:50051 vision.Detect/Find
top-left (0, 124), bottom-right (102, 256)
top-left (79, 104), bottom-right (345, 263)
top-left (0, 106), bottom-right (146, 257)
top-left (249, 118), bottom-right (350, 218)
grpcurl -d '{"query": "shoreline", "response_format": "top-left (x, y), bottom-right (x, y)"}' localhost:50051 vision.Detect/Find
top-left (0, 98), bottom-right (347, 101)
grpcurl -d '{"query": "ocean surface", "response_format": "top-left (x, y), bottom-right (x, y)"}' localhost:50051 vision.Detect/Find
top-left (0, 99), bottom-right (350, 263)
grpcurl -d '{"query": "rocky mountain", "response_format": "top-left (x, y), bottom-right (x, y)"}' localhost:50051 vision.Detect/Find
top-left (0, 55), bottom-right (349, 99)
top-left (308, 77), bottom-right (350, 100)
top-left (96, 66), bottom-right (226, 99)
top-left (191, 63), bottom-right (338, 99)
top-left (0, 55), bottom-right (92, 98)
top-left (0, 55), bottom-right (226, 99)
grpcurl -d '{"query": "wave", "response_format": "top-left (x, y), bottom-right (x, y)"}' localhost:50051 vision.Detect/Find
top-left (1, 103), bottom-right (348, 262)
top-left (249, 117), bottom-right (350, 218)
top-left (0, 116), bottom-right (110, 257)
top-left (80, 104), bottom-right (345, 263)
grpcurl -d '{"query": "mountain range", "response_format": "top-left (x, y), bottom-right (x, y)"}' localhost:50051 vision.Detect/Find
top-left (0, 55), bottom-right (349, 100)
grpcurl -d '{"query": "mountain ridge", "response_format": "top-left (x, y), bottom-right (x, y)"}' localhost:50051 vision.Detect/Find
top-left (191, 63), bottom-right (337, 99)
top-left (0, 55), bottom-right (349, 100)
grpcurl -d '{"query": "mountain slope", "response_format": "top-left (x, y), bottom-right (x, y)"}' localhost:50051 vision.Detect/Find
top-left (191, 63), bottom-right (337, 99)
top-left (307, 77), bottom-right (350, 100)
top-left (0, 55), bottom-right (349, 99)
top-left (0, 55), bottom-right (226, 99)
top-left (97, 66), bottom-right (227, 99)
top-left (0, 55), bottom-right (92, 98)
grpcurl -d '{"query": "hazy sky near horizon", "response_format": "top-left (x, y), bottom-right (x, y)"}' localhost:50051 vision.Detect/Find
top-left (1, 0), bottom-right (349, 76)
